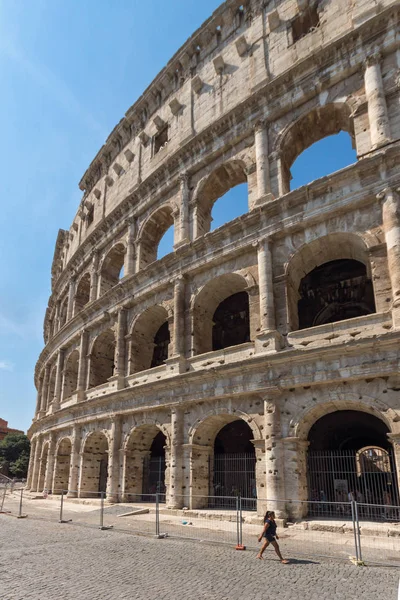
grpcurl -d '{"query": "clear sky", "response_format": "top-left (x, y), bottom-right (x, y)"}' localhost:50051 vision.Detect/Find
top-left (0, 1), bottom-right (356, 434)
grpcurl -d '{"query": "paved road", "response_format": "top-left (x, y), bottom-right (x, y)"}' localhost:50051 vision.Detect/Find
top-left (1, 514), bottom-right (398, 600)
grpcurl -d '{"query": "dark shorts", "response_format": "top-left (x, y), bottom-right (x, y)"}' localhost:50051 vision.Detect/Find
top-left (264, 533), bottom-right (276, 542)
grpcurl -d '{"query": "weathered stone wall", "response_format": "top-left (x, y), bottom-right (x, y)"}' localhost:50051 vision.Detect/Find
top-left (28, 0), bottom-right (400, 517)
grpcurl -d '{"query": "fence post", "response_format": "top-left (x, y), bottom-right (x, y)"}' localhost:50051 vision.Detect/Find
top-left (239, 495), bottom-right (243, 546)
top-left (156, 493), bottom-right (160, 537)
top-left (350, 500), bottom-right (360, 563)
top-left (354, 500), bottom-right (363, 563)
top-left (236, 495), bottom-right (240, 546)
top-left (17, 488), bottom-right (27, 519)
top-left (99, 491), bottom-right (113, 530)
top-left (59, 490), bottom-right (72, 524)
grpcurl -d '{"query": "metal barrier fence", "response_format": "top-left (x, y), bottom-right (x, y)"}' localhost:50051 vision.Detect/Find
top-left (1, 489), bottom-right (398, 566)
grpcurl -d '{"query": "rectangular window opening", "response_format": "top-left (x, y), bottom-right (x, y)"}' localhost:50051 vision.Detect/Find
top-left (292, 5), bottom-right (320, 43)
top-left (154, 126), bottom-right (169, 155)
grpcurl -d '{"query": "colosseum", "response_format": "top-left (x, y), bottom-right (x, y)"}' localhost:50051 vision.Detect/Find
top-left (27, 0), bottom-right (400, 519)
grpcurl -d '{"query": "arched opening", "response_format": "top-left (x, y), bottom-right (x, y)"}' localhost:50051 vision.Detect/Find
top-left (298, 259), bottom-right (376, 330)
top-left (195, 161), bottom-right (248, 237)
top-left (193, 273), bottom-right (251, 355)
top-left (286, 233), bottom-right (374, 332)
top-left (212, 291), bottom-right (250, 350)
top-left (74, 273), bottom-right (91, 313)
top-left (150, 322), bottom-right (170, 368)
top-left (306, 411), bottom-right (398, 519)
top-left (99, 243), bottom-right (125, 296)
top-left (210, 182), bottom-right (248, 231)
top-left (89, 329), bottom-right (115, 388)
top-left (124, 425), bottom-right (166, 502)
top-left (212, 420), bottom-right (256, 509)
top-left (53, 438), bottom-right (71, 494)
top-left (291, 132), bottom-right (357, 190)
top-left (63, 350), bottom-right (79, 400)
top-left (279, 104), bottom-right (356, 194)
top-left (38, 443), bottom-right (49, 492)
top-left (138, 206), bottom-right (174, 269)
top-left (80, 432), bottom-right (109, 497)
top-left (157, 225), bottom-right (174, 260)
top-left (129, 306), bottom-right (170, 373)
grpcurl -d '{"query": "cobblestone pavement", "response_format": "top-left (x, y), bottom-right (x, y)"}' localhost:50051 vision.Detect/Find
top-left (1, 514), bottom-right (398, 600)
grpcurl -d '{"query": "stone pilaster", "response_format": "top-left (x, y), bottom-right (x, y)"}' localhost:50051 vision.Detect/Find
top-left (89, 251), bottom-right (99, 302)
top-left (387, 432), bottom-right (400, 501)
top-left (189, 443), bottom-right (213, 509)
top-left (282, 437), bottom-right (310, 519)
top-left (67, 276), bottom-right (76, 321)
top-left (77, 330), bottom-right (89, 396)
top-left (176, 173), bottom-right (190, 246)
top-left (254, 121), bottom-right (273, 203)
top-left (167, 407), bottom-right (184, 509)
top-left (106, 416), bottom-right (122, 502)
top-left (256, 239), bottom-right (283, 352)
top-left (264, 395), bottom-right (286, 517)
top-left (39, 365), bottom-right (50, 415)
top-left (26, 436), bottom-right (37, 489)
top-left (44, 434), bottom-right (56, 492)
top-left (52, 348), bottom-right (65, 410)
top-left (30, 435), bottom-right (42, 492)
top-left (364, 53), bottom-right (391, 149)
top-left (125, 219), bottom-right (137, 277)
top-left (68, 426), bottom-right (81, 498)
top-left (114, 309), bottom-right (127, 388)
top-left (379, 187), bottom-right (400, 328)
top-left (173, 277), bottom-right (185, 357)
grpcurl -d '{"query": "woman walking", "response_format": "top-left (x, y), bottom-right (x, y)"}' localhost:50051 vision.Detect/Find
top-left (256, 510), bottom-right (289, 563)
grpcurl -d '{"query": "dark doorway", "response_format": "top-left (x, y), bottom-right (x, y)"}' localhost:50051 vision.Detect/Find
top-left (211, 420), bottom-right (256, 509)
top-left (142, 431), bottom-right (166, 501)
top-left (212, 291), bottom-right (250, 350)
top-left (99, 458), bottom-right (108, 494)
top-left (307, 411), bottom-right (399, 520)
top-left (151, 322), bottom-right (170, 368)
top-left (298, 259), bottom-right (375, 330)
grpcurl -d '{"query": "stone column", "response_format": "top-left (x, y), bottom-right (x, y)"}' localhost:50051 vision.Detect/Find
top-left (365, 53), bottom-right (391, 149)
top-left (52, 349), bottom-right (65, 410)
top-left (125, 219), bottom-right (137, 277)
top-left (67, 276), bottom-right (76, 320)
top-left (67, 426), bottom-right (81, 498)
top-left (379, 187), bottom-right (400, 328)
top-left (119, 447), bottom-right (127, 501)
top-left (30, 435), bottom-right (42, 492)
top-left (167, 407), bottom-right (184, 509)
top-left (387, 432), bottom-right (400, 503)
top-left (43, 434), bottom-right (56, 492)
top-left (114, 309), bottom-right (127, 387)
top-left (106, 416), bottom-right (122, 503)
top-left (173, 277), bottom-right (185, 357)
top-left (189, 444), bottom-right (213, 509)
top-left (264, 396), bottom-right (286, 517)
top-left (256, 239), bottom-right (283, 352)
top-left (26, 437), bottom-right (37, 489)
top-left (89, 252), bottom-right (99, 302)
top-left (77, 330), bottom-right (89, 394)
top-left (39, 365), bottom-right (50, 415)
top-left (282, 437), bottom-right (310, 519)
top-left (255, 121), bottom-right (273, 203)
top-left (177, 174), bottom-right (190, 245)
top-left (34, 381), bottom-right (42, 418)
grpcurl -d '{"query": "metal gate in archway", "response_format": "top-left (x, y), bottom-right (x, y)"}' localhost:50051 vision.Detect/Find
top-left (142, 456), bottom-right (166, 502)
top-left (307, 447), bottom-right (399, 521)
top-left (209, 453), bottom-right (256, 510)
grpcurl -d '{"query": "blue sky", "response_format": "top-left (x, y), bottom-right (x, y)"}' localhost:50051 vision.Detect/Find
top-left (0, 1), bottom-right (356, 434)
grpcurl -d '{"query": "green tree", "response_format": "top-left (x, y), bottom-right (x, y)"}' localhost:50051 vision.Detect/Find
top-left (0, 433), bottom-right (30, 478)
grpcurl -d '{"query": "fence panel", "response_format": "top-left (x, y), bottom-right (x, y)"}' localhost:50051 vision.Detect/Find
top-left (355, 502), bottom-right (400, 566)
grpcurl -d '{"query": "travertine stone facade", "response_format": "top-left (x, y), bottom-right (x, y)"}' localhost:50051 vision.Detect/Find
top-left (28, 0), bottom-right (400, 518)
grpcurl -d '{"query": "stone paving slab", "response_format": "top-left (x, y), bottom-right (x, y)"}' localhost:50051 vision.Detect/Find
top-left (1, 514), bottom-right (399, 600)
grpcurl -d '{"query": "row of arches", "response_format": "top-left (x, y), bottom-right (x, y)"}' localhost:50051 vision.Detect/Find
top-left (32, 407), bottom-right (399, 518)
top-left (53, 102), bottom-right (358, 336)
top-left (40, 233), bottom-right (381, 406)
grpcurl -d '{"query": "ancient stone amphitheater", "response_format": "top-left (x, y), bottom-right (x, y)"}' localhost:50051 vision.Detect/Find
top-left (27, 0), bottom-right (400, 518)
